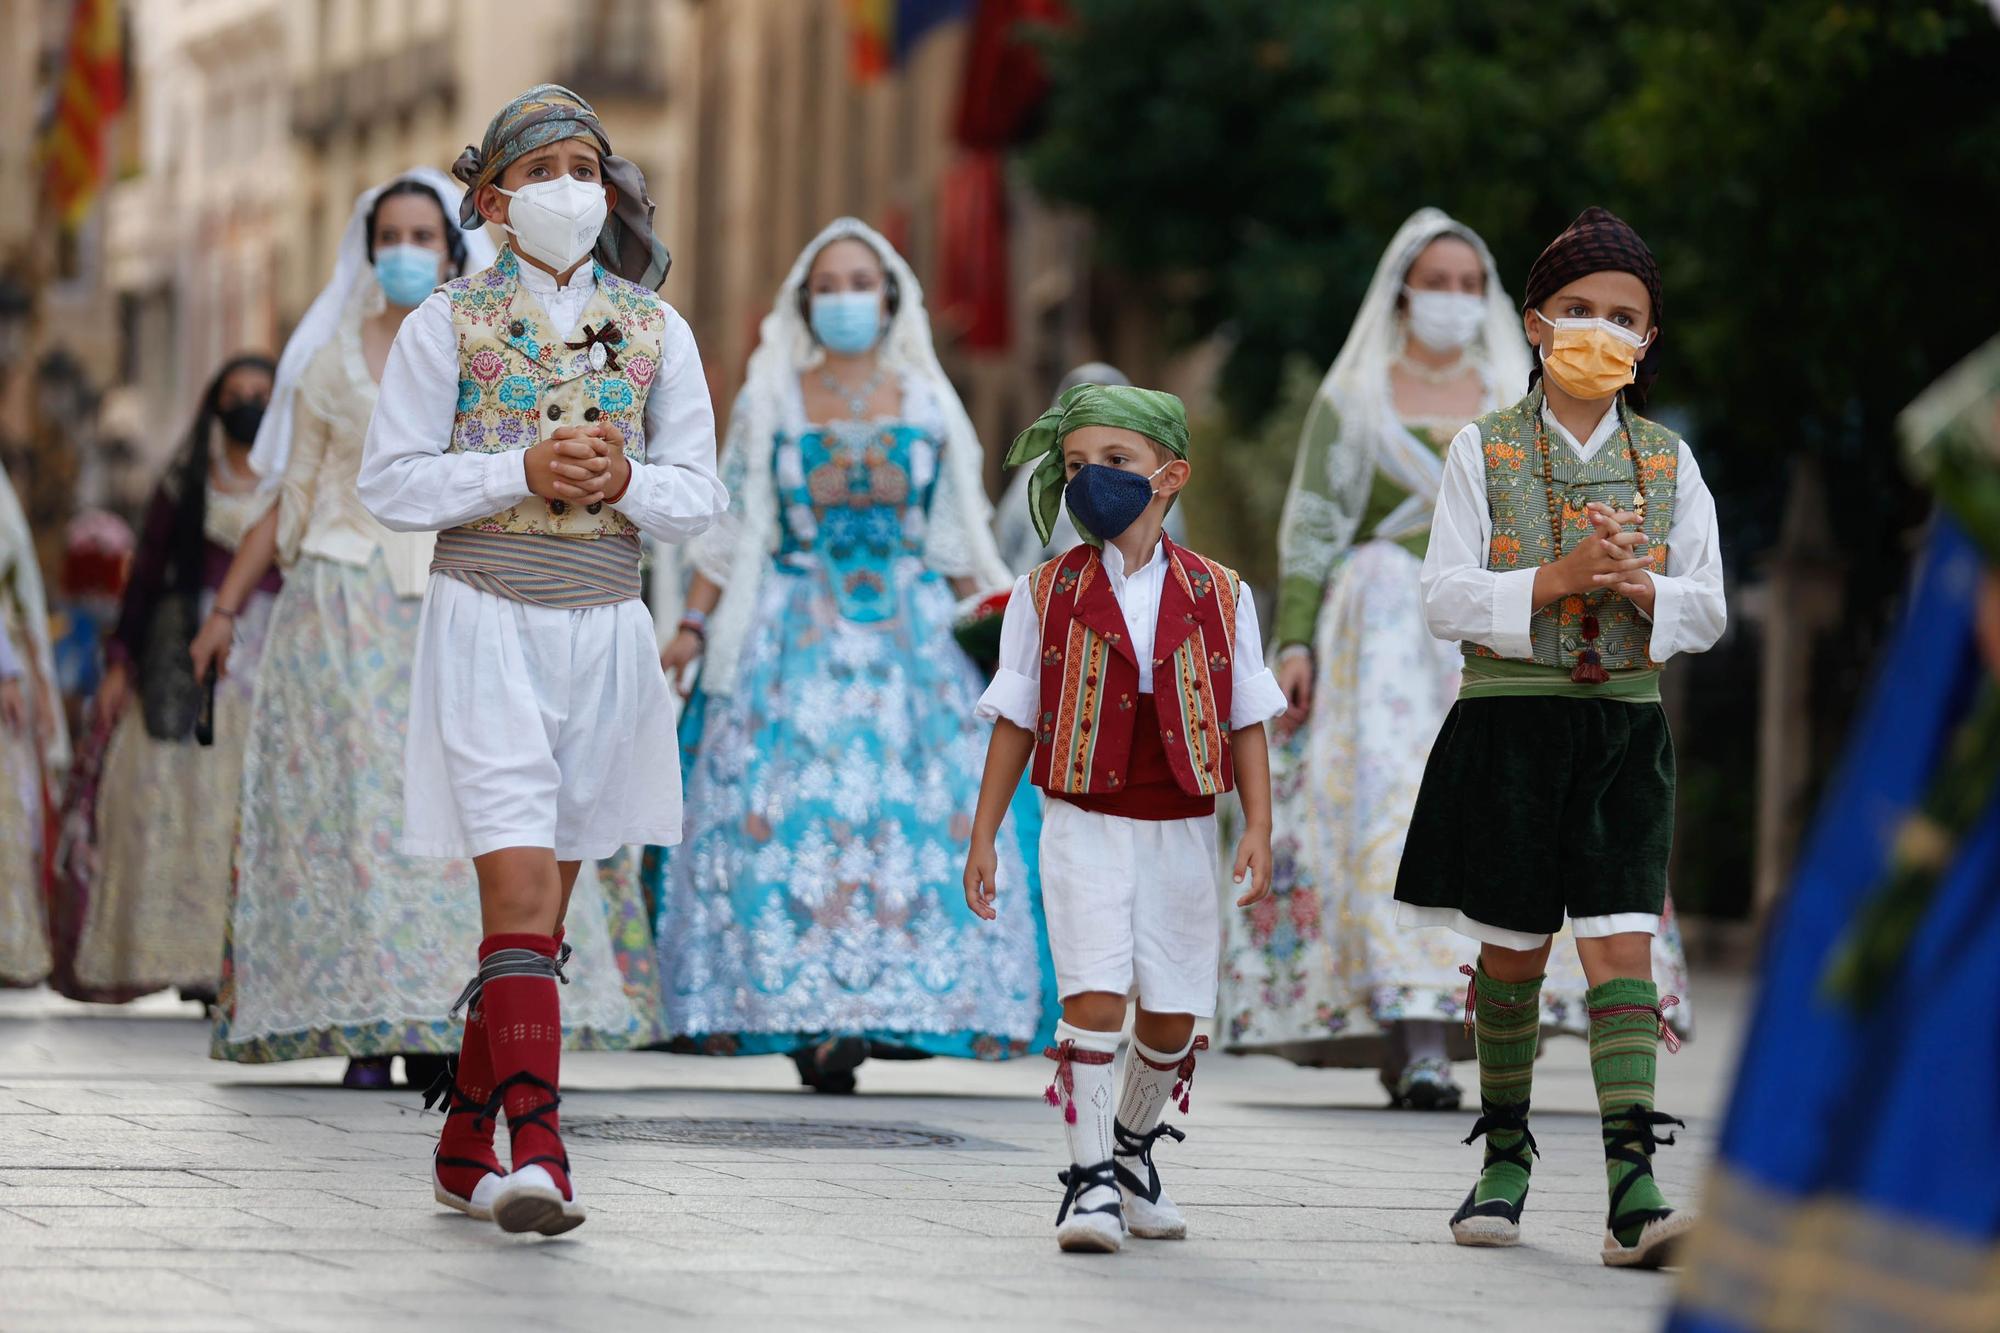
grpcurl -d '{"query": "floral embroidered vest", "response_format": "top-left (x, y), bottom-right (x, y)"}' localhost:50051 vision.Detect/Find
top-left (1470, 390), bottom-right (1679, 672)
top-left (1029, 538), bottom-right (1240, 799)
top-left (441, 247), bottom-right (666, 539)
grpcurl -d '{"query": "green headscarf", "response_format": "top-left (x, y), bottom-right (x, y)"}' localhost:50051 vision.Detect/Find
top-left (1005, 383), bottom-right (1190, 546)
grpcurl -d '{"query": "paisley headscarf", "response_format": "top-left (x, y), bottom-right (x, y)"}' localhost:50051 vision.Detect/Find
top-left (1523, 206), bottom-right (1664, 403)
top-left (1005, 383), bottom-right (1190, 546)
top-left (451, 83), bottom-right (670, 290)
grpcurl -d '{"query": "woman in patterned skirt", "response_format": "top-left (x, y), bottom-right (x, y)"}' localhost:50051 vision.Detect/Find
top-left (0, 465), bottom-right (67, 988)
top-left (197, 171), bottom-right (665, 1087)
top-left (650, 218), bottom-right (1055, 1092)
top-left (65, 355), bottom-right (279, 1004)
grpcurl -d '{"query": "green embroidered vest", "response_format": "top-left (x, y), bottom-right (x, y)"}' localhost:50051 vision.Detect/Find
top-left (441, 247), bottom-right (666, 539)
top-left (1468, 390), bottom-right (1679, 673)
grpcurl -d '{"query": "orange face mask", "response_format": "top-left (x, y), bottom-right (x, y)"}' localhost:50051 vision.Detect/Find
top-left (1535, 311), bottom-right (1650, 400)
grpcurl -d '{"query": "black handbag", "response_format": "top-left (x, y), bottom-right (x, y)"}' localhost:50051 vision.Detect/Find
top-left (138, 592), bottom-right (202, 741)
top-left (194, 664), bottom-right (218, 747)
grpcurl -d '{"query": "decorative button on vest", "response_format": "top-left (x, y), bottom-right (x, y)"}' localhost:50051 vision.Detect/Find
top-left (584, 407), bottom-right (601, 422)
top-left (440, 249), bottom-right (662, 540)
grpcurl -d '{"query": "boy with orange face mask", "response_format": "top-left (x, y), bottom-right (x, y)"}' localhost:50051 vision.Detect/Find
top-left (1393, 208), bottom-right (1727, 1268)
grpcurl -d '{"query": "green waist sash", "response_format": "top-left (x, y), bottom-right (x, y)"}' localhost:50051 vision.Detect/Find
top-left (1457, 655), bottom-right (1663, 703)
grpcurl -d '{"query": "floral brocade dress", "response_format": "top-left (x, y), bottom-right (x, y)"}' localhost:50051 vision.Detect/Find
top-left (649, 389), bottom-right (1055, 1057)
top-left (210, 327), bottom-right (665, 1061)
top-left (1219, 413), bottom-right (1694, 1064)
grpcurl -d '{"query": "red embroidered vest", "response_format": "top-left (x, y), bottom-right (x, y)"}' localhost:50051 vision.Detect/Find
top-left (1028, 539), bottom-right (1240, 804)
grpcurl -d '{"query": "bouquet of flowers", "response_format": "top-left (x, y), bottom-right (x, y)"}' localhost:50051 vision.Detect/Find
top-left (952, 588), bottom-right (1013, 675)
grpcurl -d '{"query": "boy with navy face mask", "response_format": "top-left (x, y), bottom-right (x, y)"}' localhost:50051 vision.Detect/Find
top-left (964, 384), bottom-right (1286, 1253)
top-left (359, 85), bottom-right (727, 1236)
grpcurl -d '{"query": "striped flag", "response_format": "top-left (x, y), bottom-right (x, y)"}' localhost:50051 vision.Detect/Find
top-left (849, 0), bottom-right (973, 83)
top-left (41, 0), bottom-right (127, 229)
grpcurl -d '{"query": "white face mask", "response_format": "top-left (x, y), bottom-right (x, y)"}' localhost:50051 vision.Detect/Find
top-left (1404, 287), bottom-right (1485, 352)
top-left (497, 176), bottom-right (607, 273)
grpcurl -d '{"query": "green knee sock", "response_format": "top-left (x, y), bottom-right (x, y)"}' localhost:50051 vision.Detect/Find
top-left (1587, 978), bottom-right (1677, 1246)
top-left (1470, 963), bottom-right (1542, 1208)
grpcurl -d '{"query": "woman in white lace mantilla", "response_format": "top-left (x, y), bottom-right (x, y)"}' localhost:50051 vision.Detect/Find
top-left (198, 172), bottom-right (665, 1086)
top-left (1217, 208), bottom-right (1696, 1104)
top-left (65, 355), bottom-right (277, 1004)
top-left (648, 218), bottom-right (1056, 1092)
top-left (0, 466), bottom-right (68, 988)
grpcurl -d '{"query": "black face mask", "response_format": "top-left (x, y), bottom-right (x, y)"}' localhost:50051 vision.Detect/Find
top-left (217, 401), bottom-right (266, 445)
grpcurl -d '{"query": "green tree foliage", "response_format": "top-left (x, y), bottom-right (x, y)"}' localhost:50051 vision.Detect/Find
top-left (1032, 0), bottom-right (1999, 544)
top-left (1029, 0), bottom-right (2000, 915)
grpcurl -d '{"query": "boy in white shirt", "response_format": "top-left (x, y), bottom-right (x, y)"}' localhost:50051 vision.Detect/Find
top-left (964, 384), bottom-right (1285, 1252)
top-left (1395, 208), bottom-right (1726, 1268)
top-left (359, 85), bottom-right (727, 1235)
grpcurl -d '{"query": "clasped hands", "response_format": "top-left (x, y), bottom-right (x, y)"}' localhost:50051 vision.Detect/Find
top-left (525, 423), bottom-right (630, 509)
top-left (1548, 501), bottom-right (1656, 617)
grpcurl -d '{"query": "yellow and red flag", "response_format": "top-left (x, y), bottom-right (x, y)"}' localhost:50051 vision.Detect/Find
top-left (41, 0), bottom-right (127, 229)
top-left (848, 0), bottom-right (894, 83)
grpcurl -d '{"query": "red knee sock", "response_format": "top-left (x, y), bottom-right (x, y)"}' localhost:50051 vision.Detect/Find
top-left (430, 1001), bottom-right (502, 1202)
top-left (478, 931), bottom-right (571, 1199)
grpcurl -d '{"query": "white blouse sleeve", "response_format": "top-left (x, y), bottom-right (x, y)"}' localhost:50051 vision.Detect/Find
top-left (1229, 584), bottom-right (1287, 729)
top-left (1643, 442), bottom-right (1728, 661)
top-left (974, 574), bottom-right (1039, 729)
top-left (358, 293), bottom-right (532, 533)
top-left (0, 617), bottom-right (20, 680)
top-left (610, 310), bottom-right (729, 545)
top-left (1419, 422), bottom-right (1538, 657)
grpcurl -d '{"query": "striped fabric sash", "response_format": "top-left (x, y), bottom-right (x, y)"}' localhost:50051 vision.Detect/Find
top-left (431, 527), bottom-right (642, 608)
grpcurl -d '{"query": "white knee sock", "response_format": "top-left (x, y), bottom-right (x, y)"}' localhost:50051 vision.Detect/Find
top-left (1048, 1020), bottom-right (1121, 1166)
top-left (1120, 1033), bottom-right (1198, 1134)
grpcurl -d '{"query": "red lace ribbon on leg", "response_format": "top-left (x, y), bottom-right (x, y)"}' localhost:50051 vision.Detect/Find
top-left (1587, 997), bottom-right (1683, 1054)
top-left (1042, 1040), bottom-right (1115, 1125)
top-left (1131, 1034), bottom-right (1210, 1114)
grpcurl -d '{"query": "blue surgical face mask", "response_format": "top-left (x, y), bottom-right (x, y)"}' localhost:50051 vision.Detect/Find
top-left (376, 244), bottom-right (444, 308)
top-left (1065, 461), bottom-right (1170, 543)
top-left (810, 290), bottom-right (884, 355)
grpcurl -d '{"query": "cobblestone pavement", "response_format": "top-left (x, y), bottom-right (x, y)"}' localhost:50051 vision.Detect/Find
top-left (0, 976), bottom-right (1744, 1332)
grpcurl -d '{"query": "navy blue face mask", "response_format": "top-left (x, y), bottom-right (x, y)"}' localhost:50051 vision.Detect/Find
top-left (1065, 461), bottom-right (1169, 542)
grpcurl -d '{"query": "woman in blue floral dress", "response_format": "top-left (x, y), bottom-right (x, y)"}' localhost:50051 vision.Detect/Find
top-left (649, 219), bottom-right (1055, 1092)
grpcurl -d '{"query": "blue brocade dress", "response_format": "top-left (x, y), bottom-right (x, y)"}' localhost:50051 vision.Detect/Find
top-left (647, 391), bottom-right (1057, 1059)
top-left (1669, 515), bottom-right (2000, 1329)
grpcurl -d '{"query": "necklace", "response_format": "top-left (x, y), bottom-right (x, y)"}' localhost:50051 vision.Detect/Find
top-left (1531, 392), bottom-right (1646, 685)
top-left (1393, 351), bottom-right (1475, 386)
top-left (819, 363), bottom-right (890, 421)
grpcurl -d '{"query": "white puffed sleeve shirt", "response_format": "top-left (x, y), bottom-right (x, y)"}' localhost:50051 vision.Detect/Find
top-left (1419, 400), bottom-right (1726, 662)
top-left (359, 258), bottom-right (727, 544)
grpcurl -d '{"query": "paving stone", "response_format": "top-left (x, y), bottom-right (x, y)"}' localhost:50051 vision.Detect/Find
top-left (0, 977), bottom-right (1747, 1331)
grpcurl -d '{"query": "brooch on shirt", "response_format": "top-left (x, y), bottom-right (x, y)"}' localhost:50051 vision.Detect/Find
top-left (567, 321), bottom-right (623, 372)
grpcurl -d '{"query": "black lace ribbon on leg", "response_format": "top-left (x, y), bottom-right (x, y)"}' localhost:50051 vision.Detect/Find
top-left (1055, 1158), bottom-right (1123, 1227)
top-left (1451, 1097), bottom-right (1539, 1228)
top-left (1111, 1120), bottom-right (1185, 1204)
top-left (1603, 1104), bottom-right (1685, 1235)
top-left (424, 1058), bottom-right (502, 1183)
